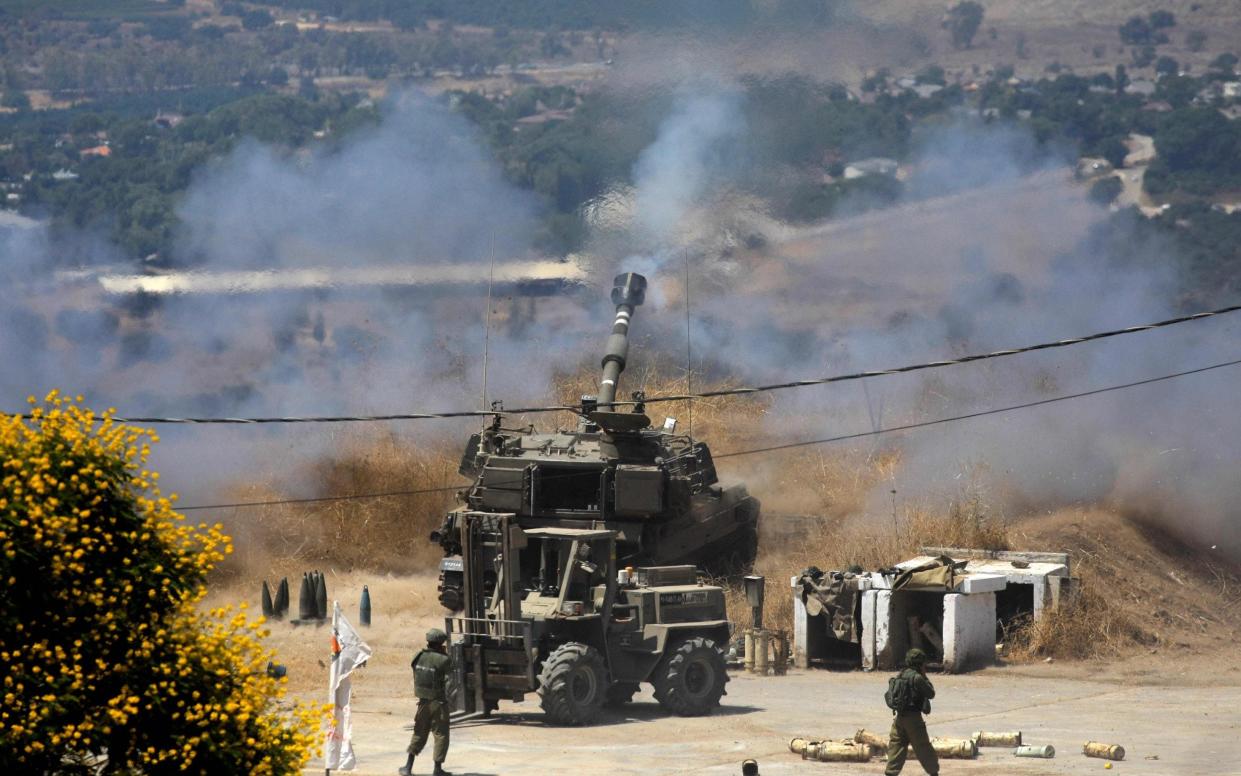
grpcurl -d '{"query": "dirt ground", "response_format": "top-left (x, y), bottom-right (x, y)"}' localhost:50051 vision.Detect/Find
top-left (220, 573), bottom-right (1240, 776)
top-left (290, 634), bottom-right (1241, 775)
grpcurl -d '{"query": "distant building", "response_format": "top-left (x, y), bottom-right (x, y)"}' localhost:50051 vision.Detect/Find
top-left (51, 169), bottom-right (79, 181)
top-left (1222, 82), bottom-right (1241, 99)
top-left (1075, 157), bottom-right (1113, 180)
top-left (1125, 79), bottom-right (1157, 96)
top-left (79, 145), bottom-right (111, 158)
top-left (154, 111), bottom-right (184, 129)
top-left (843, 158), bottom-right (899, 180)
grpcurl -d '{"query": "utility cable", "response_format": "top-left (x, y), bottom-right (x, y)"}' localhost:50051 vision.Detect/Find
top-left (14, 302), bottom-right (1241, 425)
top-left (178, 484), bottom-right (463, 512)
top-left (175, 357), bottom-right (1241, 511)
top-left (712, 357), bottom-right (1241, 459)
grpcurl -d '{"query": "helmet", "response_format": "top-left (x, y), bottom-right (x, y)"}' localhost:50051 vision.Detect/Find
top-left (741, 759), bottom-right (759, 776)
top-left (426, 628), bottom-right (448, 646)
top-left (905, 648), bottom-right (928, 668)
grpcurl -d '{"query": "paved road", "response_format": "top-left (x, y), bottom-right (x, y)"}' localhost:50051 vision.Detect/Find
top-left (315, 665), bottom-right (1241, 775)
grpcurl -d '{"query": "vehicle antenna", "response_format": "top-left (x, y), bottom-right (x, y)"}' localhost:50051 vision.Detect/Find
top-left (684, 247), bottom-right (694, 445)
top-left (481, 231), bottom-right (496, 412)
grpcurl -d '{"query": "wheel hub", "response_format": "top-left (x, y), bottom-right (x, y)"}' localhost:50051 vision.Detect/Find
top-left (571, 668), bottom-right (597, 704)
top-left (685, 659), bottom-right (713, 697)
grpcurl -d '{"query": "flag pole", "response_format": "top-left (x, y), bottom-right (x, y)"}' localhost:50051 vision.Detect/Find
top-left (326, 600), bottom-right (339, 776)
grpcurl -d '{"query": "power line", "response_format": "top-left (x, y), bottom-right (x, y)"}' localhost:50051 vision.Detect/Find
top-left (713, 357), bottom-right (1241, 459)
top-left (15, 301), bottom-right (1241, 425)
top-left (179, 483), bottom-right (463, 512)
top-left (176, 357), bottom-right (1241, 512)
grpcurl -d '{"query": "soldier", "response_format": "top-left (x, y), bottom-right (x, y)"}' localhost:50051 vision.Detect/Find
top-left (883, 648), bottom-right (939, 776)
top-left (399, 629), bottom-right (452, 776)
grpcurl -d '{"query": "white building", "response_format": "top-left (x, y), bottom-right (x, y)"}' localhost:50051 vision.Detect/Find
top-left (792, 548), bottom-right (1072, 673)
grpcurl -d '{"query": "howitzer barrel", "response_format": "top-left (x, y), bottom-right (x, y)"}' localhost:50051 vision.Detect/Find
top-left (598, 272), bottom-right (647, 406)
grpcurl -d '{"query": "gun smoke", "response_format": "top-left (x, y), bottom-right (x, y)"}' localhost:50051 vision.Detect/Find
top-left (0, 83), bottom-right (1238, 562)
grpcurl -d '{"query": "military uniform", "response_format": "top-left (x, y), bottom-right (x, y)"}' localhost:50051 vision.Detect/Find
top-left (884, 651), bottom-right (939, 776)
top-left (401, 629), bottom-right (452, 776)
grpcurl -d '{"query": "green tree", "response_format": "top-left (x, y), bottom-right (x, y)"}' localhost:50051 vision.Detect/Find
top-left (1088, 175), bottom-right (1123, 205)
top-left (943, 1), bottom-right (984, 49)
top-left (1, 90), bottom-right (30, 110)
top-left (1148, 9), bottom-right (1176, 29)
top-left (1155, 56), bottom-right (1179, 77)
top-left (1119, 16), bottom-right (1152, 45)
top-left (916, 64), bottom-right (947, 86)
top-left (0, 396), bottom-right (321, 773)
top-left (242, 9), bottom-right (275, 30)
top-left (1210, 53), bottom-right (1237, 74)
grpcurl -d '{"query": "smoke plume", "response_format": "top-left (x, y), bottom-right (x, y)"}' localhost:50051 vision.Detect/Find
top-left (2, 80), bottom-right (1238, 561)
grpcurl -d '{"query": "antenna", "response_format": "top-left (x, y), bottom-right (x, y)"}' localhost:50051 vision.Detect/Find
top-left (684, 247), bottom-right (693, 444)
top-left (480, 232), bottom-right (496, 412)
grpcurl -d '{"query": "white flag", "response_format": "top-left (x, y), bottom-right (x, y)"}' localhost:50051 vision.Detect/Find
top-left (324, 602), bottom-right (373, 771)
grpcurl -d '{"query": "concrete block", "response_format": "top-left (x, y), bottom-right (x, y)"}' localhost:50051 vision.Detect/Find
top-left (792, 575), bottom-right (809, 669)
top-left (942, 592), bottom-right (995, 673)
top-left (873, 590), bottom-right (895, 669)
top-left (956, 573), bottom-right (1007, 594)
top-left (861, 589), bottom-right (893, 671)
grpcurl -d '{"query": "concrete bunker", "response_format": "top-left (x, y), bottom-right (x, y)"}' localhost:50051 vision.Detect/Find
top-left (792, 547), bottom-right (1073, 673)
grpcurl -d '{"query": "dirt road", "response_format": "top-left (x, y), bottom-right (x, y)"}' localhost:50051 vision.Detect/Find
top-left (304, 663), bottom-right (1241, 775)
top-left (270, 576), bottom-right (1240, 775)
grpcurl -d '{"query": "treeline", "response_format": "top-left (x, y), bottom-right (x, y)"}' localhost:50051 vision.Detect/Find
top-left (247, 0), bottom-right (840, 30)
top-left (449, 75), bottom-right (918, 247)
top-left (7, 66), bottom-right (1241, 275)
top-left (0, 11), bottom-right (557, 95)
top-left (7, 93), bottom-right (376, 261)
top-left (973, 62), bottom-right (1241, 197)
top-left (1088, 203), bottom-right (1241, 306)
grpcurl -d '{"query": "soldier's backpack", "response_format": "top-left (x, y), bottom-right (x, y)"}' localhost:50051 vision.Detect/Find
top-left (884, 669), bottom-right (915, 712)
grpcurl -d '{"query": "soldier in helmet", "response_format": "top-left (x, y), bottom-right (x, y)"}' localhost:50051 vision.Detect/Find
top-left (883, 648), bottom-right (939, 776)
top-left (399, 628), bottom-right (453, 776)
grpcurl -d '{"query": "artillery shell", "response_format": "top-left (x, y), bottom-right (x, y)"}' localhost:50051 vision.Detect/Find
top-left (1083, 741), bottom-right (1125, 761)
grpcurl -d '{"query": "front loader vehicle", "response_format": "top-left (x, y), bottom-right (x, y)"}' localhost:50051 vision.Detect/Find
top-left (445, 511), bottom-right (732, 726)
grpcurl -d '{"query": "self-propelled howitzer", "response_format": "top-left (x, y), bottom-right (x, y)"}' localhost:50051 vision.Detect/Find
top-left (431, 272), bottom-right (759, 610)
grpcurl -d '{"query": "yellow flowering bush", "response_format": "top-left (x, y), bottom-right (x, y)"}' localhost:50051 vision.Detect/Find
top-left (0, 393), bottom-right (320, 774)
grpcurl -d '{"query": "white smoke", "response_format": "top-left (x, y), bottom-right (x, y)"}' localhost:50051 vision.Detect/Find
top-left (177, 92), bottom-right (537, 268)
top-left (631, 89), bottom-right (745, 243)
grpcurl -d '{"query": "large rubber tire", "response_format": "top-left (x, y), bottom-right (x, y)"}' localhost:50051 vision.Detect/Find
top-left (604, 681), bottom-right (640, 707)
top-left (652, 637), bottom-right (729, 716)
top-left (538, 643), bottom-right (607, 726)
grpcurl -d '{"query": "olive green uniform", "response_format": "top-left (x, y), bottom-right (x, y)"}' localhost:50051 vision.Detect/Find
top-left (408, 648), bottom-right (452, 765)
top-left (884, 668), bottom-right (938, 776)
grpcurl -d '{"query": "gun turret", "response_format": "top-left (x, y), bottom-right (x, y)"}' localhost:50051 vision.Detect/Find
top-left (432, 268), bottom-right (758, 613)
top-left (598, 272), bottom-right (647, 408)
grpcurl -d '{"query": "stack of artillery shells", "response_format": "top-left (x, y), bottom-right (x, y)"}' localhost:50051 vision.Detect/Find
top-left (853, 729), bottom-right (889, 757)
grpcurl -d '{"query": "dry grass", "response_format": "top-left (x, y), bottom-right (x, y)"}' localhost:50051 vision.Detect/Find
top-left (1005, 572), bottom-right (1144, 661)
top-left (214, 431), bottom-right (463, 581)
